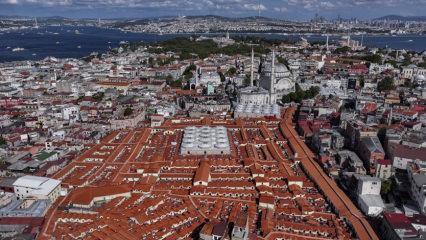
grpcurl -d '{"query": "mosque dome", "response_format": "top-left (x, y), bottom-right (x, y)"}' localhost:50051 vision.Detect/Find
top-left (260, 53), bottom-right (295, 92)
top-left (275, 78), bottom-right (296, 91)
top-left (415, 75), bottom-right (425, 82)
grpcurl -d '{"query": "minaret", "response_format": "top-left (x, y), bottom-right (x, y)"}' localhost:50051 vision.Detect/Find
top-left (388, 108), bottom-right (393, 126)
top-left (326, 34), bottom-right (329, 52)
top-left (347, 32), bottom-right (350, 46)
top-left (269, 51), bottom-right (275, 104)
top-left (52, 70), bottom-right (57, 81)
top-left (250, 48), bottom-right (254, 87)
top-left (34, 18), bottom-right (38, 28)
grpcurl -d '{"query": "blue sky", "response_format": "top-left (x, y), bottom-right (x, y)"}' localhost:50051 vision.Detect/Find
top-left (1, 0), bottom-right (425, 20)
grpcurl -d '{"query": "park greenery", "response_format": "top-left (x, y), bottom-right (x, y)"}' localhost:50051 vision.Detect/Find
top-left (362, 54), bottom-right (382, 64)
top-left (334, 46), bottom-right (351, 54)
top-left (145, 37), bottom-right (282, 60)
top-left (282, 83), bottom-right (320, 104)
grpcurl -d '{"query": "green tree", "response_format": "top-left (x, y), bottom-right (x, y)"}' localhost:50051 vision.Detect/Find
top-left (92, 92), bottom-right (104, 101)
top-left (166, 74), bottom-right (174, 84)
top-left (418, 61), bottom-right (426, 68)
top-left (363, 54), bottom-right (382, 64)
top-left (0, 136), bottom-right (6, 146)
top-left (359, 76), bottom-right (365, 88)
top-left (281, 85), bottom-right (320, 104)
top-left (170, 79), bottom-right (183, 88)
top-left (183, 64), bottom-right (196, 75)
top-left (124, 107), bottom-right (133, 117)
top-left (334, 46), bottom-right (351, 54)
top-left (377, 77), bottom-right (395, 92)
top-left (243, 74), bottom-right (251, 86)
top-left (386, 60), bottom-right (398, 68)
top-left (148, 57), bottom-right (154, 65)
top-left (381, 179), bottom-right (393, 195)
top-left (226, 67), bottom-right (237, 77)
top-left (218, 71), bottom-right (226, 82)
top-left (184, 71), bottom-right (193, 80)
top-left (306, 86), bottom-right (320, 98)
top-left (277, 56), bottom-right (289, 67)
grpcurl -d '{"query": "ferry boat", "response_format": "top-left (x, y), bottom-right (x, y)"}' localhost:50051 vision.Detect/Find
top-left (12, 47), bottom-right (25, 52)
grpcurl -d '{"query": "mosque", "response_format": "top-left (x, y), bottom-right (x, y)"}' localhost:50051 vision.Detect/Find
top-left (238, 50), bottom-right (296, 105)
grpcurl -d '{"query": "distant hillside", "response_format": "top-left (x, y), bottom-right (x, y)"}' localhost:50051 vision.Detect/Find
top-left (375, 15), bottom-right (426, 22)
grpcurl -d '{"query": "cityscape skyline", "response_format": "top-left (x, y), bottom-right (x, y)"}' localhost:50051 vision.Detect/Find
top-left (1, 0), bottom-right (426, 20)
top-left (0, 0), bottom-right (426, 239)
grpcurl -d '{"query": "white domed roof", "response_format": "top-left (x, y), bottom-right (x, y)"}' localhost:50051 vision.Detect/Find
top-left (415, 75), bottom-right (425, 81)
top-left (275, 78), bottom-right (295, 91)
top-left (181, 142), bottom-right (194, 148)
top-left (183, 137), bottom-right (195, 143)
top-left (215, 143), bottom-right (228, 148)
top-left (199, 143), bottom-right (211, 149)
top-left (264, 62), bottom-right (289, 73)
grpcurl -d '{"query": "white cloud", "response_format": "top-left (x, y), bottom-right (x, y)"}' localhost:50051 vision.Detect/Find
top-left (320, 1), bottom-right (334, 9)
top-left (0, 0), bottom-right (424, 17)
top-left (273, 6), bottom-right (288, 12)
top-left (243, 3), bottom-right (267, 11)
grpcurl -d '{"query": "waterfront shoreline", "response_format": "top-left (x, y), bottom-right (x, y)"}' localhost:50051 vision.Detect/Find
top-left (1, 26), bottom-right (425, 63)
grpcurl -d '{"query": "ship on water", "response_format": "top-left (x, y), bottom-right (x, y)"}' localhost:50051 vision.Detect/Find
top-left (12, 47), bottom-right (25, 52)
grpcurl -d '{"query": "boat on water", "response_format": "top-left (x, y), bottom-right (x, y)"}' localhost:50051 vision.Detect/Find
top-left (12, 47), bottom-right (25, 52)
top-left (408, 39), bottom-right (413, 42)
top-left (77, 46), bottom-right (81, 49)
top-left (75, 30), bottom-right (80, 34)
top-left (32, 53), bottom-right (37, 56)
top-left (56, 41), bottom-right (60, 44)
top-left (53, 32), bottom-right (59, 35)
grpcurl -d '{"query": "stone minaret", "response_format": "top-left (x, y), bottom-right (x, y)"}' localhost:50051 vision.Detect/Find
top-left (326, 34), bottom-right (329, 52)
top-left (269, 51), bottom-right (275, 104)
top-left (250, 48), bottom-right (254, 87)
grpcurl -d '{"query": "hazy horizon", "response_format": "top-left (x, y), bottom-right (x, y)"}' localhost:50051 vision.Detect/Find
top-left (1, 0), bottom-right (425, 21)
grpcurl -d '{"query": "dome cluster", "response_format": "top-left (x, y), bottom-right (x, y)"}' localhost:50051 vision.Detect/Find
top-left (235, 103), bottom-right (280, 117)
top-left (181, 126), bottom-right (230, 155)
